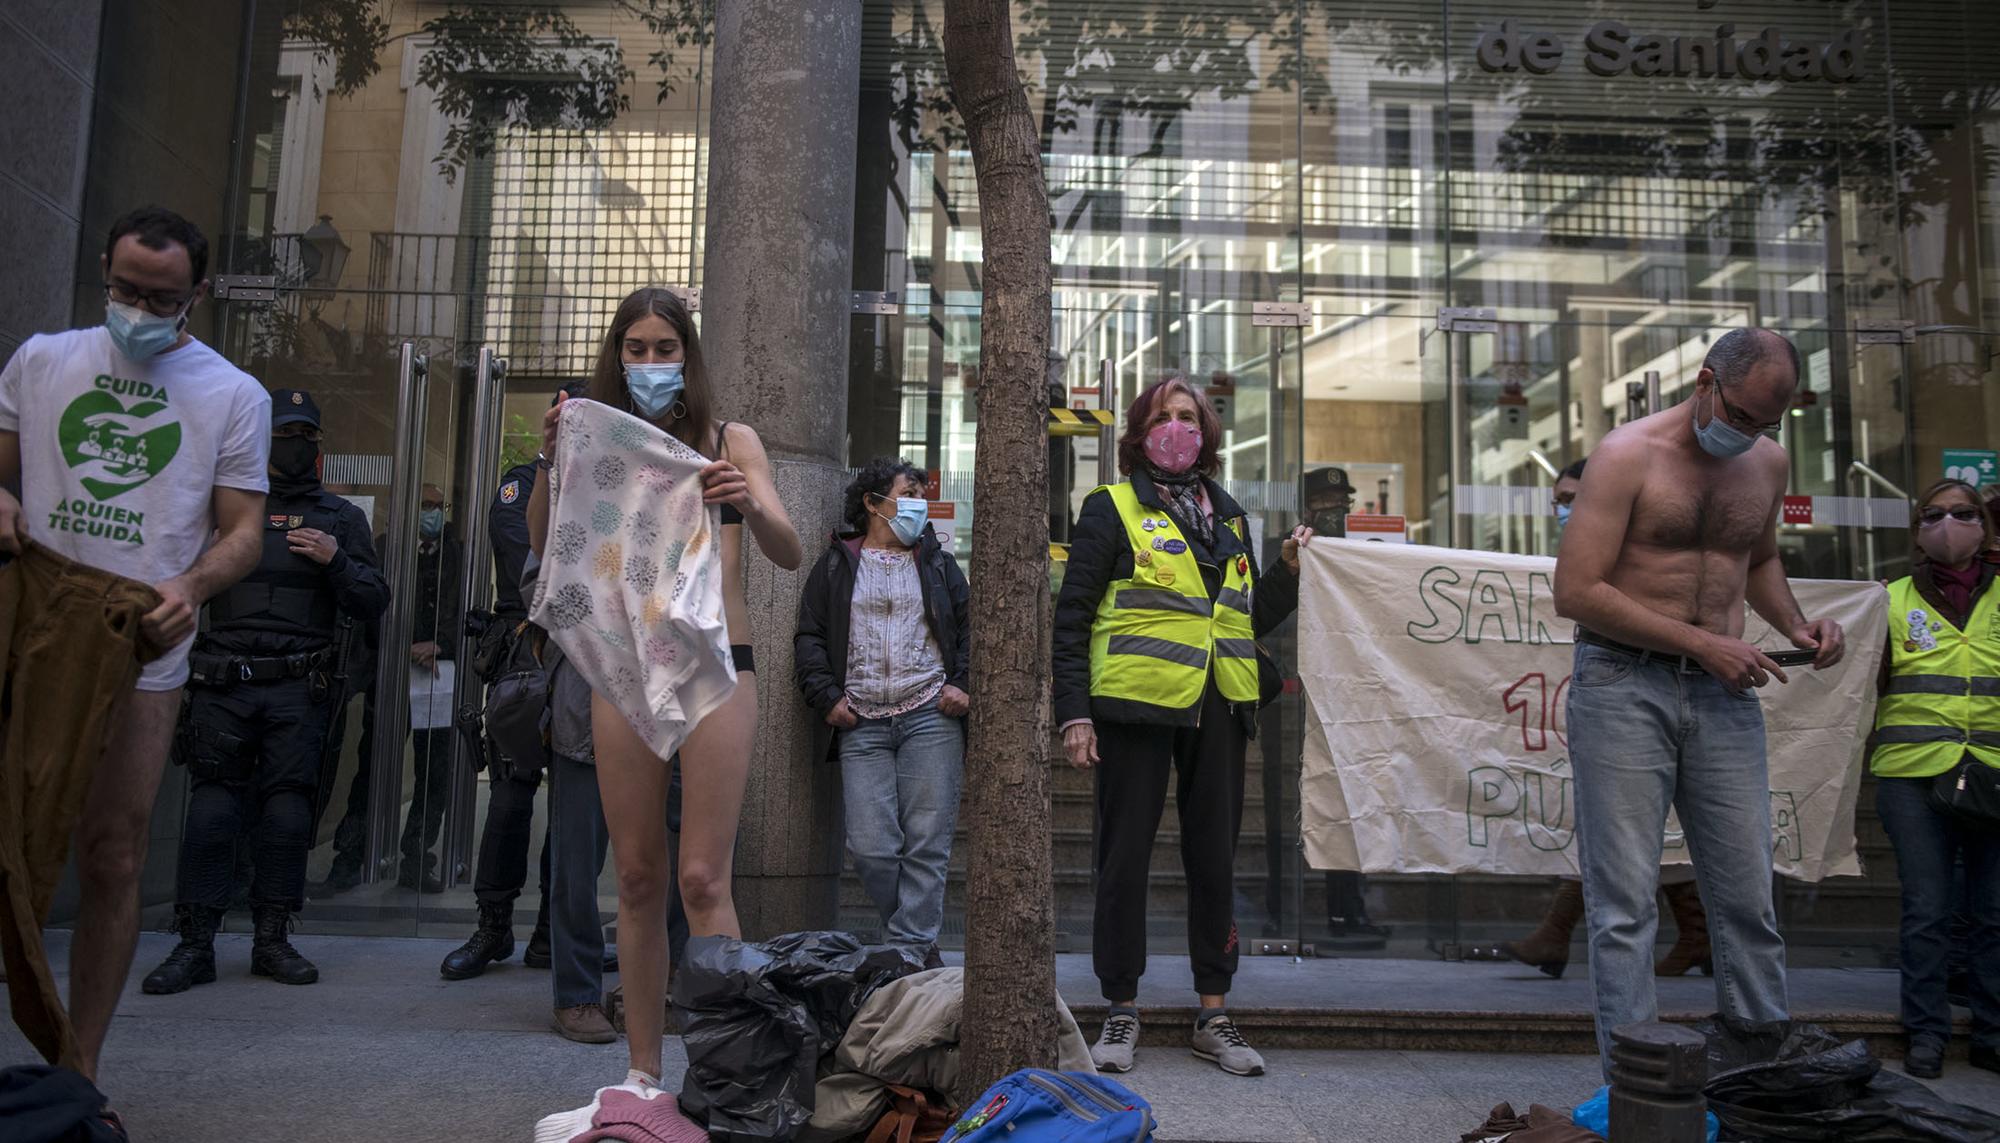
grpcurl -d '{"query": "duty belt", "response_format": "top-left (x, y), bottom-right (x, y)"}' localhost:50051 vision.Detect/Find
top-left (189, 649), bottom-right (333, 685)
top-left (1574, 628), bottom-right (1707, 675)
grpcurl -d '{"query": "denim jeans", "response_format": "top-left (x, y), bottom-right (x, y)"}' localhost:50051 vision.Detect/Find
top-left (1568, 641), bottom-right (1788, 1071)
top-left (836, 700), bottom-right (965, 947)
top-left (1875, 774), bottom-right (2000, 1049)
top-left (548, 751), bottom-right (611, 1009)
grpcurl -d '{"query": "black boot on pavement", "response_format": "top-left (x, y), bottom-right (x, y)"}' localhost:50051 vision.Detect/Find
top-left (141, 905), bottom-right (222, 995)
top-left (441, 902), bottom-right (516, 980)
top-left (523, 921), bottom-right (553, 969)
top-left (250, 906), bottom-right (319, 985)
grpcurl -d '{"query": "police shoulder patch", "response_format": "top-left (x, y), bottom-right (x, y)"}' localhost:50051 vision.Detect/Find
top-left (499, 479), bottom-right (521, 504)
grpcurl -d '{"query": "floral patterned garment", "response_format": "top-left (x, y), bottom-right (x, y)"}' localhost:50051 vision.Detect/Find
top-left (530, 398), bottom-right (736, 761)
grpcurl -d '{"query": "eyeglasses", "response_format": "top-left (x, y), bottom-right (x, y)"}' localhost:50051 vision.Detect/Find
top-left (1919, 505), bottom-right (1986, 526)
top-left (1712, 384), bottom-right (1785, 437)
top-left (421, 499), bottom-right (450, 512)
top-left (273, 425), bottom-right (323, 442)
top-left (104, 280), bottom-right (194, 318)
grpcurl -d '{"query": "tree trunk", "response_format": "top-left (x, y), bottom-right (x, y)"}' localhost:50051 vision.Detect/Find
top-left (943, 0), bottom-right (1059, 1108)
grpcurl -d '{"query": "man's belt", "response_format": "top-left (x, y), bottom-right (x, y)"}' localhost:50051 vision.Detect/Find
top-left (1574, 628), bottom-right (1707, 675)
top-left (189, 649), bottom-right (333, 685)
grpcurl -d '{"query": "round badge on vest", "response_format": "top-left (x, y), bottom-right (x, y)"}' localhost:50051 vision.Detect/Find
top-left (1136, 549), bottom-right (1152, 566)
top-left (1142, 519), bottom-right (1156, 532)
top-left (1152, 536), bottom-right (1166, 550)
top-left (1157, 569), bottom-right (1176, 586)
top-left (1164, 539), bottom-right (1187, 555)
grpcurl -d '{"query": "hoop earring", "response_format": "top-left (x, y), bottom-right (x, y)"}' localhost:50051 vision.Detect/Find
top-left (670, 399), bottom-right (688, 421)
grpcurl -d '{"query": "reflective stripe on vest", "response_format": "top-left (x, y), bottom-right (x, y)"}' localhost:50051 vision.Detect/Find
top-left (1088, 482), bottom-right (1260, 709)
top-left (1872, 576), bottom-right (2000, 778)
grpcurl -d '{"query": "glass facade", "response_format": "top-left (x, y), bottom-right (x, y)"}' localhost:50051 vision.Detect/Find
top-left (848, 0), bottom-right (2000, 960)
top-left (56, 0), bottom-right (2000, 964)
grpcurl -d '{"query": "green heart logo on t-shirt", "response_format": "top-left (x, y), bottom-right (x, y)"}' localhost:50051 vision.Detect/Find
top-left (58, 387), bottom-right (182, 500)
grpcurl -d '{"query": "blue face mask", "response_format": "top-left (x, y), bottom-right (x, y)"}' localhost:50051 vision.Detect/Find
top-left (875, 496), bottom-right (929, 547)
top-left (624, 362), bottom-right (686, 419)
top-left (419, 508), bottom-right (445, 538)
top-left (1554, 503), bottom-right (1572, 530)
top-left (1694, 386), bottom-right (1759, 459)
top-left (106, 299), bottom-right (187, 360)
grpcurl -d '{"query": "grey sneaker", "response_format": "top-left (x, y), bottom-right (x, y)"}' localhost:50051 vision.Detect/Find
top-left (1192, 1011), bottom-right (1265, 1076)
top-left (1091, 1008), bottom-right (1140, 1073)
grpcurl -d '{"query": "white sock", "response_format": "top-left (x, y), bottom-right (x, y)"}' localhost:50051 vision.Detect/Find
top-left (625, 1068), bottom-right (663, 1091)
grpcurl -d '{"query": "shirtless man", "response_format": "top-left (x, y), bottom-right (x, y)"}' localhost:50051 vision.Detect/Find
top-left (1553, 327), bottom-right (1845, 1070)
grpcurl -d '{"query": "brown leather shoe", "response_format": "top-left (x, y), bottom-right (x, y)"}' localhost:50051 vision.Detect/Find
top-left (552, 1003), bottom-right (617, 1044)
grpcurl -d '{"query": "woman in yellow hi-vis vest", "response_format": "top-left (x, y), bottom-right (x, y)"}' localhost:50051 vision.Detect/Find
top-left (1053, 376), bottom-right (1288, 1079)
top-left (1870, 478), bottom-right (2000, 1081)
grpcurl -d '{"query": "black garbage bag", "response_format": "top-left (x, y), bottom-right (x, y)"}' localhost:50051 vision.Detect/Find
top-left (1696, 1016), bottom-right (2000, 1142)
top-left (675, 931), bottom-right (927, 1142)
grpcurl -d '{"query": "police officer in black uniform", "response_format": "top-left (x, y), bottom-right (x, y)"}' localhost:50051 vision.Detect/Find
top-left (439, 443), bottom-right (557, 978)
top-left (142, 389), bottom-right (389, 992)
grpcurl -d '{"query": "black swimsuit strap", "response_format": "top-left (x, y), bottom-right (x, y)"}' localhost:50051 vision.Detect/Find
top-left (715, 421), bottom-right (743, 525)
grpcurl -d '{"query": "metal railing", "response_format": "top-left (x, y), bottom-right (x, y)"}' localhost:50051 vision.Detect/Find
top-left (1847, 460), bottom-right (1911, 581)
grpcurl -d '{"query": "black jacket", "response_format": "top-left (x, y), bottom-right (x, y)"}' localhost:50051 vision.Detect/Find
top-left (202, 484), bottom-right (389, 656)
top-left (794, 524), bottom-right (971, 763)
top-left (372, 533), bottom-right (464, 659)
top-left (489, 461), bottom-right (537, 619)
top-left (1052, 471), bottom-right (1292, 728)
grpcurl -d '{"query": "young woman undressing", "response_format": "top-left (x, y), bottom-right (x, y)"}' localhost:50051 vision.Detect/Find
top-left (527, 287), bottom-right (802, 1120)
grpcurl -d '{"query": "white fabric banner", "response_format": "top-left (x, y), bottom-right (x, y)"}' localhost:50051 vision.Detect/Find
top-left (1298, 540), bottom-right (1885, 882)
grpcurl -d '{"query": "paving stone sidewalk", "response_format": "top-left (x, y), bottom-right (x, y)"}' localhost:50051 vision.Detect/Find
top-left (4, 932), bottom-right (1996, 1142)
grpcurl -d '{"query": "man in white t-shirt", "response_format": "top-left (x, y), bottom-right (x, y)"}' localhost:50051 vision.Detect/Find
top-left (0, 205), bottom-right (269, 1081)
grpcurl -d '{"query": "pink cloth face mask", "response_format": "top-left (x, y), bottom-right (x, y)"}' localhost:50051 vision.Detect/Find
top-left (1144, 419), bottom-right (1202, 474)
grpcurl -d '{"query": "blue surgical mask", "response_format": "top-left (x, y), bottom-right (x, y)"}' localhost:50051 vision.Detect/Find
top-left (419, 508), bottom-right (445, 538)
top-left (875, 496), bottom-right (929, 547)
top-left (1554, 503), bottom-right (1572, 530)
top-left (1693, 388), bottom-right (1759, 459)
top-left (106, 299), bottom-right (187, 360)
top-left (624, 362), bottom-right (686, 419)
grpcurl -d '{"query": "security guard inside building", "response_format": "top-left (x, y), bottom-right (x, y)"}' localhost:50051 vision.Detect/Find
top-left (143, 389), bottom-right (389, 993)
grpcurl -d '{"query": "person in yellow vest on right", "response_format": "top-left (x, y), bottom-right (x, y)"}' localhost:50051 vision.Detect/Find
top-left (1054, 375), bottom-right (1285, 1079)
top-left (1871, 477), bottom-right (2000, 1081)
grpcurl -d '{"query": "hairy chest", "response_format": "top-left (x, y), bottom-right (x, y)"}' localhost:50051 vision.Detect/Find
top-left (1631, 477), bottom-right (1773, 552)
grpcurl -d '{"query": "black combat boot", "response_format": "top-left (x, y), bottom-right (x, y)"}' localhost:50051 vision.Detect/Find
top-left (440, 901), bottom-right (515, 980)
top-left (522, 919), bottom-right (553, 969)
top-left (250, 906), bottom-right (319, 985)
top-left (141, 905), bottom-right (221, 995)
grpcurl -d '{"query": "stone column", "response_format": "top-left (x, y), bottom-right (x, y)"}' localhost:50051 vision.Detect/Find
top-left (700, 0), bottom-right (862, 938)
top-left (0, 2), bottom-right (102, 356)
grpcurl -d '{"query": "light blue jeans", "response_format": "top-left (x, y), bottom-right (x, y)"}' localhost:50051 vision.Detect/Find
top-left (837, 700), bottom-right (965, 947)
top-left (1568, 641), bottom-right (1788, 1072)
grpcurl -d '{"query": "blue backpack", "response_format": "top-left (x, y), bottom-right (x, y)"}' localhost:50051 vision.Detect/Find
top-left (940, 1069), bottom-right (1155, 1142)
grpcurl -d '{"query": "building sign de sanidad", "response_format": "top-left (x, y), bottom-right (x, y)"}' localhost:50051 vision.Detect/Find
top-left (1474, 19), bottom-right (1865, 83)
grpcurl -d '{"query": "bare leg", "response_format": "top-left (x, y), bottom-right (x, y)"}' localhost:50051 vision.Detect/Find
top-left (69, 688), bottom-right (179, 1082)
top-left (674, 673), bottom-right (757, 940)
top-left (592, 693), bottom-right (674, 1081)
